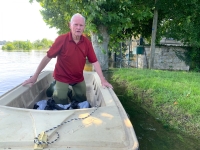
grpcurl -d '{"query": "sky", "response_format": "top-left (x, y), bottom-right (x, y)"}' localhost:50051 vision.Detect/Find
top-left (0, 0), bottom-right (58, 42)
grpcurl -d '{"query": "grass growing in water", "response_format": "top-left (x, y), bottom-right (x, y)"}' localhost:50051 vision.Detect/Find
top-left (110, 68), bottom-right (200, 139)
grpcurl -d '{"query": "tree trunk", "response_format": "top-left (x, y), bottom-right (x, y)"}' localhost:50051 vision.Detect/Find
top-left (91, 26), bottom-right (110, 70)
top-left (149, 0), bottom-right (158, 69)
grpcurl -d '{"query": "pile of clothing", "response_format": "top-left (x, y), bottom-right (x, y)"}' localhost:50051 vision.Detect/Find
top-left (33, 99), bottom-right (91, 110)
top-left (33, 80), bottom-right (91, 110)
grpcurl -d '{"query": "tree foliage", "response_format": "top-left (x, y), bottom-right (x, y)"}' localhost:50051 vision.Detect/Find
top-left (33, 38), bottom-right (53, 50)
top-left (2, 39), bottom-right (53, 51)
top-left (29, 0), bottom-right (200, 70)
top-left (2, 41), bottom-right (32, 51)
top-left (28, 0), bottom-right (200, 45)
top-left (157, 0), bottom-right (200, 47)
top-left (30, 0), bottom-right (154, 48)
top-left (29, 0), bottom-right (156, 70)
top-left (155, 0), bottom-right (200, 70)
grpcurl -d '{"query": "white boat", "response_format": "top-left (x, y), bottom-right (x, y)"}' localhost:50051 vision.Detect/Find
top-left (0, 71), bottom-right (139, 150)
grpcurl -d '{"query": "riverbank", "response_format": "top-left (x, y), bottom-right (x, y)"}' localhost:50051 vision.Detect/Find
top-left (108, 68), bottom-right (200, 140)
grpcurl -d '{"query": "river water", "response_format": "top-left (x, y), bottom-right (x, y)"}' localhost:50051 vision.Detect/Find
top-left (0, 50), bottom-right (56, 95)
top-left (0, 50), bottom-right (199, 150)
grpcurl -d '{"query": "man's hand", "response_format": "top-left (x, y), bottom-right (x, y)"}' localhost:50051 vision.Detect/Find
top-left (92, 61), bottom-right (113, 89)
top-left (22, 55), bottom-right (51, 87)
top-left (22, 75), bottom-right (37, 87)
top-left (101, 78), bottom-right (113, 89)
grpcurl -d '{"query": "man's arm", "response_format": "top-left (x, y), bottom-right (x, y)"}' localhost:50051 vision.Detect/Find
top-left (92, 61), bottom-right (113, 88)
top-left (22, 55), bottom-right (52, 86)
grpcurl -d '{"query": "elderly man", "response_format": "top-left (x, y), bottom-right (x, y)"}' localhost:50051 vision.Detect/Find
top-left (23, 13), bottom-right (113, 105)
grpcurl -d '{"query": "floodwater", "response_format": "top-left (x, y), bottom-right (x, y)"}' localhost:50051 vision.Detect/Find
top-left (0, 50), bottom-right (199, 150)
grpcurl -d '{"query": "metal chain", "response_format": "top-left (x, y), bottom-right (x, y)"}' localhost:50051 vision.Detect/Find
top-left (34, 105), bottom-right (99, 146)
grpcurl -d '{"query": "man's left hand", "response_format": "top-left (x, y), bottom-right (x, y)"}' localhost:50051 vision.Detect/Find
top-left (101, 80), bottom-right (113, 89)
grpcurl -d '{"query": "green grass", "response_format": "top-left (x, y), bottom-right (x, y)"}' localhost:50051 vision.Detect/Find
top-left (110, 68), bottom-right (200, 138)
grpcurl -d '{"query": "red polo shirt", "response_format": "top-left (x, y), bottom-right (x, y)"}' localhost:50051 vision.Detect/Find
top-left (47, 32), bottom-right (97, 84)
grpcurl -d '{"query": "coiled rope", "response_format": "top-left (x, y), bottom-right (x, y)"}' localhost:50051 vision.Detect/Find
top-left (34, 105), bottom-right (99, 146)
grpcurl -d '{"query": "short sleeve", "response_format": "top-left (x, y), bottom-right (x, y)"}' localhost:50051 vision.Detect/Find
top-left (47, 34), bottom-right (67, 58)
top-left (86, 39), bottom-right (97, 63)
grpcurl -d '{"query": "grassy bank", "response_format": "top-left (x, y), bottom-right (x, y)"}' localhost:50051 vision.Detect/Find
top-left (109, 68), bottom-right (200, 139)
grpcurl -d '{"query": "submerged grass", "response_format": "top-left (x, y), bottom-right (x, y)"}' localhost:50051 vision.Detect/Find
top-left (110, 68), bottom-right (200, 139)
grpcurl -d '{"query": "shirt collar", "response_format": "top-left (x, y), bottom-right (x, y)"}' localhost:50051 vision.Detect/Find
top-left (69, 32), bottom-right (84, 43)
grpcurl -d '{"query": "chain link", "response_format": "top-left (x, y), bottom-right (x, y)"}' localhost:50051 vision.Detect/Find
top-left (34, 105), bottom-right (99, 146)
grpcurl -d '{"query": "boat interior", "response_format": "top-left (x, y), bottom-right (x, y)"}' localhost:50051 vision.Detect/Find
top-left (0, 71), bottom-right (105, 109)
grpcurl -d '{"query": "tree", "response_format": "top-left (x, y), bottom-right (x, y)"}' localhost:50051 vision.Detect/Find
top-left (2, 40), bottom-right (52, 51)
top-left (33, 40), bottom-right (43, 50)
top-left (32, 39), bottom-right (53, 50)
top-left (30, 0), bottom-right (154, 70)
top-left (23, 41), bottom-right (33, 50)
top-left (149, 0), bottom-right (158, 69)
top-left (155, 0), bottom-right (200, 70)
top-left (3, 42), bottom-right (15, 50)
top-left (156, 0), bottom-right (200, 47)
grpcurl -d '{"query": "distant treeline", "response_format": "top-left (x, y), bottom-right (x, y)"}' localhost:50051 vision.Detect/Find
top-left (1, 38), bottom-right (53, 50)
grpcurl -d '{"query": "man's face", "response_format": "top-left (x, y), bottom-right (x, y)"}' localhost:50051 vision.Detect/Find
top-left (70, 16), bottom-right (85, 37)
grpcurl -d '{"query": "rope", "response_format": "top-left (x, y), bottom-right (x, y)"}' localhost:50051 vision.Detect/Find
top-left (34, 105), bottom-right (99, 146)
